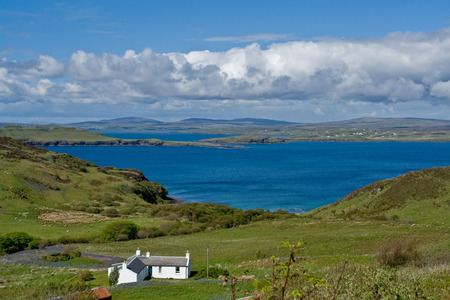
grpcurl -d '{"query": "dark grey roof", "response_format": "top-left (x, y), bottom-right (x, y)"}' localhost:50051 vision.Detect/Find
top-left (127, 256), bottom-right (147, 274)
top-left (139, 256), bottom-right (188, 267)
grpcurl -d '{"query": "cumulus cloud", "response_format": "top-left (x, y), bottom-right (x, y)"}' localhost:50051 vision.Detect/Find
top-left (2, 28), bottom-right (450, 121)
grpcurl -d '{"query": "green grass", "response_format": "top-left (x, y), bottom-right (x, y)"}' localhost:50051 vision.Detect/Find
top-left (77, 218), bottom-right (449, 266)
top-left (0, 126), bottom-right (118, 143)
top-left (1, 217), bottom-right (448, 299)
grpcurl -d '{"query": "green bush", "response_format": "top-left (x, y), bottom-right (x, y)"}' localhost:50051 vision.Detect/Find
top-left (0, 232), bottom-right (34, 255)
top-left (133, 182), bottom-right (168, 204)
top-left (41, 246), bottom-right (81, 262)
top-left (194, 267), bottom-right (229, 279)
top-left (137, 227), bottom-right (164, 239)
top-left (109, 266), bottom-right (119, 286)
top-left (100, 220), bottom-right (139, 242)
top-left (78, 270), bottom-right (94, 281)
top-left (102, 208), bottom-right (119, 218)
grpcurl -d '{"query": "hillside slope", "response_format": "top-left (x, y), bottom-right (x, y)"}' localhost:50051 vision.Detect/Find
top-left (0, 137), bottom-right (170, 236)
top-left (306, 166), bottom-right (450, 225)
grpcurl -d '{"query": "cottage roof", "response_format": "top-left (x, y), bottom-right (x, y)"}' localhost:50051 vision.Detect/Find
top-left (139, 256), bottom-right (188, 267)
top-left (127, 256), bottom-right (147, 274)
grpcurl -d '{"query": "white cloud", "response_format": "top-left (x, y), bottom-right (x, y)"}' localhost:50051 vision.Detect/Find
top-left (2, 28), bottom-right (450, 121)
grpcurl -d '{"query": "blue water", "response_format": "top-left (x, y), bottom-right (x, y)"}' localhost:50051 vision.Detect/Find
top-left (45, 133), bottom-right (450, 212)
top-left (91, 130), bottom-right (232, 142)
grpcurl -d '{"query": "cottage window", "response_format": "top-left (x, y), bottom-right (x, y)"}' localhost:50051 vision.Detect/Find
top-left (175, 267), bottom-right (180, 273)
top-left (159, 266), bottom-right (162, 273)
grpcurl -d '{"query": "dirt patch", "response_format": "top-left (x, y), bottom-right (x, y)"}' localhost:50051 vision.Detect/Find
top-left (38, 208), bottom-right (109, 225)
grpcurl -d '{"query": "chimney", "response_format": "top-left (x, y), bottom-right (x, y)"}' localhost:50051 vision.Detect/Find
top-left (136, 247), bottom-right (141, 256)
top-left (146, 250), bottom-right (150, 257)
top-left (186, 250), bottom-right (190, 260)
top-left (122, 260), bottom-right (127, 270)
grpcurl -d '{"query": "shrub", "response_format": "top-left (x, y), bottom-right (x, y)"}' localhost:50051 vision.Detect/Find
top-left (377, 237), bottom-right (422, 267)
top-left (0, 232), bottom-right (34, 255)
top-left (78, 270), bottom-right (94, 281)
top-left (102, 208), bottom-right (119, 218)
top-left (133, 182), bottom-right (168, 204)
top-left (41, 246), bottom-right (81, 262)
top-left (42, 252), bottom-right (71, 262)
top-left (100, 221), bottom-right (139, 242)
top-left (194, 267), bottom-right (229, 279)
top-left (109, 266), bottom-right (119, 286)
top-left (137, 227), bottom-right (164, 239)
top-left (63, 245), bottom-right (81, 258)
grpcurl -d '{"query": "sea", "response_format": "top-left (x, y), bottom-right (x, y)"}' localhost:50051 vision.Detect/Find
top-left (45, 130), bottom-right (450, 213)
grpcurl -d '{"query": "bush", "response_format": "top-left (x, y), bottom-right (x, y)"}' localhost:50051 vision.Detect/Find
top-left (78, 270), bottom-right (94, 281)
top-left (42, 252), bottom-right (71, 262)
top-left (41, 246), bottom-right (81, 262)
top-left (0, 232), bottom-right (34, 255)
top-left (109, 266), bottom-right (119, 286)
top-left (377, 237), bottom-right (422, 267)
top-left (100, 220), bottom-right (139, 242)
top-left (194, 267), bottom-right (229, 279)
top-left (137, 227), bottom-right (164, 239)
top-left (133, 182), bottom-right (168, 204)
top-left (102, 208), bottom-right (119, 218)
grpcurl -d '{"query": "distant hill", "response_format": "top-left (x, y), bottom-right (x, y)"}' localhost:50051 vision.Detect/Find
top-left (67, 117), bottom-right (164, 129)
top-left (299, 117), bottom-right (450, 128)
top-left (306, 166), bottom-right (450, 225)
top-left (65, 117), bottom-right (296, 130)
top-left (64, 116), bottom-right (450, 130)
top-left (174, 118), bottom-right (296, 127)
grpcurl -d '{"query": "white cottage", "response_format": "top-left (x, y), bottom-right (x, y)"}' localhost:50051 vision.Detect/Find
top-left (108, 248), bottom-right (191, 284)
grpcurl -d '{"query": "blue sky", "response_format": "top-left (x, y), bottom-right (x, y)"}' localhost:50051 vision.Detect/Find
top-left (2, 0), bottom-right (450, 123)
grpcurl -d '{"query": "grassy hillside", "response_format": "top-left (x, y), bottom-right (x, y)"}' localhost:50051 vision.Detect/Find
top-left (306, 166), bottom-right (450, 225)
top-left (0, 137), bottom-right (171, 238)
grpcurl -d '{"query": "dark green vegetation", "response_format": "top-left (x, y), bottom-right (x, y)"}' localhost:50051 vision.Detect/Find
top-left (0, 232), bottom-right (34, 255)
top-left (0, 137), bottom-right (448, 299)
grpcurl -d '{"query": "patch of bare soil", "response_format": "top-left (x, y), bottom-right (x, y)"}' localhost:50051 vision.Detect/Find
top-left (38, 208), bottom-right (109, 225)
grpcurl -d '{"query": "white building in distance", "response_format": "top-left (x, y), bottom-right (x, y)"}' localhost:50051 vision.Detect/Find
top-left (108, 248), bottom-right (191, 284)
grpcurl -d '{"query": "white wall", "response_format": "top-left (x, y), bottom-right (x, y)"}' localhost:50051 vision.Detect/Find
top-left (151, 266), bottom-right (189, 279)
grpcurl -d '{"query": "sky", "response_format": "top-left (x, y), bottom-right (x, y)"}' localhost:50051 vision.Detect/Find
top-left (2, 0), bottom-right (450, 123)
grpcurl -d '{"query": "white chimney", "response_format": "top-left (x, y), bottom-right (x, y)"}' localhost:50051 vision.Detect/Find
top-left (186, 250), bottom-right (190, 260)
top-left (146, 250), bottom-right (150, 257)
top-left (136, 247), bottom-right (141, 256)
top-left (122, 260), bottom-right (127, 270)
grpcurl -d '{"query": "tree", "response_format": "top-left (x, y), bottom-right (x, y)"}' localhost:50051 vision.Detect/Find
top-left (0, 232), bottom-right (34, 255)
top-left (109, 266), bottom-right (119, 286)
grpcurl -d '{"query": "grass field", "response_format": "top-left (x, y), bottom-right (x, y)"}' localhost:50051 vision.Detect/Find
top-left (2, 216), bottom-right (447, 299)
